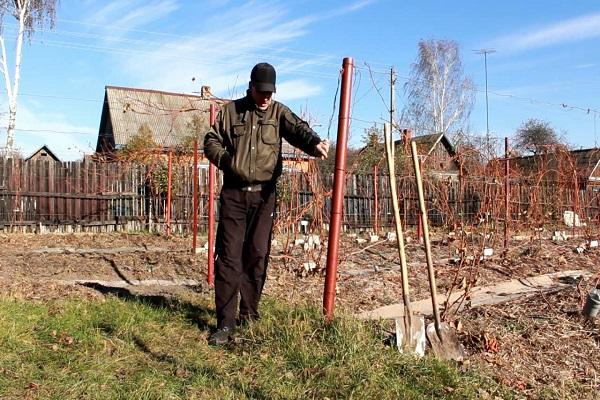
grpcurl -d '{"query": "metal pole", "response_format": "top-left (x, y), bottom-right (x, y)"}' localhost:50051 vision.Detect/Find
top-left (484, 52), bottom-right (490, 140)
top-left (192, 139), bottom-right (199, 253)
top-left (373, 164), bottom-right (379, 234)
top-left (390, 67), bottom-right (396, 160)
top-left (166, 149), bottom-right (172, 236)
top-left (504, 137), bottom-right (509, 250)
top-left (417, 159), bottom-right (423, 243)
top-left (323, 57), bottom-right (354, 321)
top-left (207, 104), bottom-right (217, 286)
top-left (574, 169), bottom-right (579, 239)
top-left (475, 49), bottom-right (495, 154)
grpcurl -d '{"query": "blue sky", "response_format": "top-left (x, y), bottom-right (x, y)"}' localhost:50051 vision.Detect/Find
top-left (1, 0), bottom-right (599, 160)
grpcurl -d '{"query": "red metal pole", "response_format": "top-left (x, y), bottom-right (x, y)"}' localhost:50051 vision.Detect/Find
top-left (416, 159), bottom-right (423, 242)
top-left (207, 104), bottom-right (217, 286)
top-left (504, 137), bottom-right (510, 250)
top-left (574, 169), bottom-right (579, 239)
top-left (166, 149), bottom-right (172, 236)
top-left (192, 139), bottom-right (199, 253)
top-left (373, 164), bottom-right (379, 234)
top-left (323, 57), bottom-right (354, 321)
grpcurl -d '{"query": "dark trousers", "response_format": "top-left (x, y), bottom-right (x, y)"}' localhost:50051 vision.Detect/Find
top-left (214, 185), bottom-right (276, 329)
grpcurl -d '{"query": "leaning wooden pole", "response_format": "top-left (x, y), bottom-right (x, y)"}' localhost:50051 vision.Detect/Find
top-left (323, 57), bottom-right (354, 321)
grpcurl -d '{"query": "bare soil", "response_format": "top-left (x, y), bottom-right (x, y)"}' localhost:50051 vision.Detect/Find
top-left (1, 231), bottom-right (598, 398)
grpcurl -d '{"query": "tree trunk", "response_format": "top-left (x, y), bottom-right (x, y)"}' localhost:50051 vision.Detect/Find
top-left (2, 2), bottom-right (27, 152)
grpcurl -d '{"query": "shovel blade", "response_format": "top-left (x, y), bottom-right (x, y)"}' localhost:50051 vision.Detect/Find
top-left (426, 322), bottom-right (465, 361)
top-left (395, 315), bottom-right (426, 357)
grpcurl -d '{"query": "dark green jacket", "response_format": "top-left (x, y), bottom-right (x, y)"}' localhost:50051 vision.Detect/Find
top-left (204, 94), bottom-right (322, 186)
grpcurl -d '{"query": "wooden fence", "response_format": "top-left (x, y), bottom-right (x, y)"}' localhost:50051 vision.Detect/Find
top-left (0, 157), bottom-right (598, 234)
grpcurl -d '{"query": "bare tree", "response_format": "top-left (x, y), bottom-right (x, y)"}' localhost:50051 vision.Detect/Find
top-left (514, 118), bottom-right (562, 155)
top-left (0, 0), bottom-right (58, 152)
top-left (403, 39), bottom-right (474, 138)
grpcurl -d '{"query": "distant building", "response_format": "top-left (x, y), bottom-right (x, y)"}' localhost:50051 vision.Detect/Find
top-left (510, 147), bottom-right (600, 189)
top-left (395, 131), bottom-right (460, 179)
top-left (24, 145), bottom-right (61, 162)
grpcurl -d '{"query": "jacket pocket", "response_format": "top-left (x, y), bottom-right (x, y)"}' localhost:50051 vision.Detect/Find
top-left (259, 119), bottom-right (279, 144)
top-left (232, 123), bottom-right (246, 137)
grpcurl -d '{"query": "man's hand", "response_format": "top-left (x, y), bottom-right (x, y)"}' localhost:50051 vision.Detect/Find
top-left (315, 139), bottom-right (330, 160)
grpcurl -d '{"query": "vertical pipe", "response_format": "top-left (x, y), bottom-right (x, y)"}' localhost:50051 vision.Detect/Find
top-left (323, 57), bottom-right (354, 321)
top-left (166, 149), bottom-right (172, 236)
top-left (390, 67), bottom-right (396, 160)
top-left (504, 137), bottom-right (509, 250)
top-left (416, 159), bottom-right (423, 242)
top-left (192, 139), bottom-right (199, 253)
top-left (373, 164), bottom-right (379, 234)
top-left (574, 169), bottom-right (579, 238)
top-left (207, 104), bottom-right (217, 286)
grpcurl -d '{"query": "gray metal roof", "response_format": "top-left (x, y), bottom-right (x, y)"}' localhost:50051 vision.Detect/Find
top-left (103, 86), bottom-right (214, 149)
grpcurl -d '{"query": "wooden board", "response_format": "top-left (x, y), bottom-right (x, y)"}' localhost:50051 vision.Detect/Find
top-left (358, 270), bottom-right (591, 320)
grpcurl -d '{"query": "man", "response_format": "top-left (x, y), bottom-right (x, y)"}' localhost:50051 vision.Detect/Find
top-left (204, 62), bottom-right (329, 345)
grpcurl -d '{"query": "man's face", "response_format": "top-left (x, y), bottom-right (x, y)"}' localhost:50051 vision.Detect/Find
top-left (250, 85), bottom-right (273, 110)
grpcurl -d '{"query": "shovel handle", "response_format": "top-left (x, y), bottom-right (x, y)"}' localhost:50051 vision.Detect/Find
top-left (410, 141), bottom-right (443, 337)
top-left (384, 123), bottom-right (412, 328)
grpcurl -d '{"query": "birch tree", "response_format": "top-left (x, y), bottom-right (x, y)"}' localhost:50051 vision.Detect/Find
top-left (0, 0), bottom-right (57, 152)
top-left (403, 39), bottom-right (474, 138)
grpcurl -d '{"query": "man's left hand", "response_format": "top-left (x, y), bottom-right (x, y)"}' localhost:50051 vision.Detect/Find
top-left (315, 140), bottom-right (329, 160)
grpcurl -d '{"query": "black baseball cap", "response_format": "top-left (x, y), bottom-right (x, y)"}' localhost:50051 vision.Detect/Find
top-left (250, 62), bottom-right (276, 93)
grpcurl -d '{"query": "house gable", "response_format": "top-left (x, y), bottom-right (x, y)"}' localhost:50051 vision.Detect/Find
top-left (25, 145), bottom-right (61, 162)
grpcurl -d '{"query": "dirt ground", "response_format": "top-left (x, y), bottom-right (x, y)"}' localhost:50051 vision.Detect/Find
top-left (0, 230), bottom-right (598, 398)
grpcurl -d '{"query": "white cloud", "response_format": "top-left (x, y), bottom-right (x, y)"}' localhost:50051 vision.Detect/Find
top-left (110, 0), bottom-right (180, 29)
top-left (492, 12), bottom-right (600, 52)
top-left (83, 0), bottom-right (180, 35)
top-left (276, 80), bottom-right (322, 102)
top-left (104, 1), bottom-right (370, 97)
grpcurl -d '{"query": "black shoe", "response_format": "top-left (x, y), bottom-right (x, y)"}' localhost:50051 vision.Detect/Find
top-left (208, 326), bottom-right (234, 346)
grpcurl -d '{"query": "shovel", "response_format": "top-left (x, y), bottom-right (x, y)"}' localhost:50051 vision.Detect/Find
top-left (384, 123), bottom-right (426, 355)
top-left (410, 141), bottom-right (465, 361)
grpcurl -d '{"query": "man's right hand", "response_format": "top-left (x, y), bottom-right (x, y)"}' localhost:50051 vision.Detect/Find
top-left (315, 139), bottom-right (329, 160)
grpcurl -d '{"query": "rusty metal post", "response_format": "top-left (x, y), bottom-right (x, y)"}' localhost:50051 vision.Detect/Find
top-left (323, 57), bottom-right (354, 321)
top-left (416, 159), bottom-right (423, 242)
top-left (192, 139), bottom-right (199, 253)
top-left (166, 149), bottom-right (173, 236)
top-left (373, 164), bottom-right (379, 234)
top-left (574, 169), bottom-right (579, 239)
top-left (207, 104), bottom-right (217, 286)
top-left (504, 137), bottom-right (510, 250)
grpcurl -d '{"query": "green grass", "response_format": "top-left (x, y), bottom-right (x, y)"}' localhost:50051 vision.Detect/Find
top-left (0, 294), bottom-right (513, 400)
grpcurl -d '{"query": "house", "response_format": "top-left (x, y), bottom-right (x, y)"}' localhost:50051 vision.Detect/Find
top-left (394, 131), bottom-right (460, 179)
top-left (95, 85), bottom-right (223, 157)
top-left (95, 85), bottom-right (313, 171)
top-left (24, 145), bottom-right (61, 162)
top-left (510, 147), bottom-right (600, 189)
